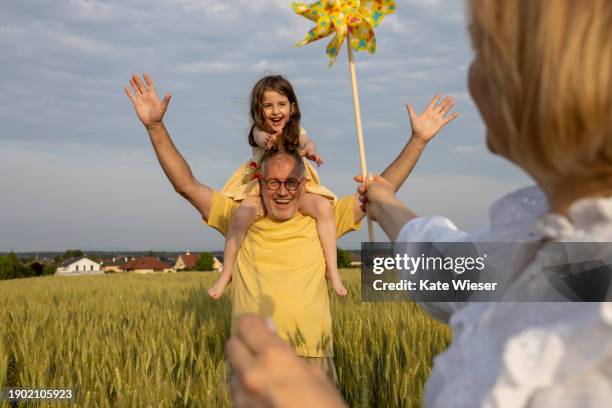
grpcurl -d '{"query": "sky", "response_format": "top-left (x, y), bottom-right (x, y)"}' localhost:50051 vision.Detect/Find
top-left (0, 0), bottom-right (533, 252)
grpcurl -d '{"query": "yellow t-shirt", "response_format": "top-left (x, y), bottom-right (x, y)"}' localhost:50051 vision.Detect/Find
top-left (205, 191), bottom-right (361, 357)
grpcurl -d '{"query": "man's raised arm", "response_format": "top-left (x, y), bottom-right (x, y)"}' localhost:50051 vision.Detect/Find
top-left (125, 73), bottom-right (213, 221)
top-left (352, 94), bottom-right (458, 223)
top-left (382, 95), bottom-right (457, 190)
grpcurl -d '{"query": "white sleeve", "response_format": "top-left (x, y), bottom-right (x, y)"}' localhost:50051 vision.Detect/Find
top-left (491, 303), bottom-right (612, 407)
top-left (397, 216), bottom-right (468, 242)
top-left (395, 216), bottom-right (469, 323)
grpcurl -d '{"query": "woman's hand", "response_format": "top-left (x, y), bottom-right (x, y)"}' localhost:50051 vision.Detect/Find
top-left (407, 94), bottom-right (458, 144)
top-left (227, 315), bottom-right (346, 408)
top-left (125, 73), bottom-right (172, 127)
top-left (354, 174), bottom-right (397, 220)
top-left (355, 174), bottom-right (418, 242)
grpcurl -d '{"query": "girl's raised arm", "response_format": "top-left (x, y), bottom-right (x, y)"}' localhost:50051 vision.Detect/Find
top-left (252, 127), bottom-right (277, 150)
top-left (298, 128), bottom-right (323, 166)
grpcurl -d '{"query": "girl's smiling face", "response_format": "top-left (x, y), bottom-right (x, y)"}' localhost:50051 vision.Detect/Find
top-left (261, 90), bottom-right (294, 133)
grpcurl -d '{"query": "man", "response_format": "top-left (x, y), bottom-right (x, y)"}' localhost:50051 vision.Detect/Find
top-left (206, 148), bottom-right (358, 382)
top-left (225, 175), bottom-right (417, 407)
top-left (125, 73), bottom-right (456, 381)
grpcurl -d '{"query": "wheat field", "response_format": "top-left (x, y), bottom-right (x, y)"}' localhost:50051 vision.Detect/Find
top-left (0, 270), bottom-right (450, 407)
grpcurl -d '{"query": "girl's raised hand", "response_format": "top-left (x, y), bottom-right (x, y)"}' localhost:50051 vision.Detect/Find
top-left (125, 73), bottom-right (172, 127)
top-left (253, 128), bottom-right (279, 150)
top-left (300, 143), bottom-right (324, 166)
top-left (406, 94), bottom-right (458, 143)
top-left (305, 151), bottom-right (324, 167)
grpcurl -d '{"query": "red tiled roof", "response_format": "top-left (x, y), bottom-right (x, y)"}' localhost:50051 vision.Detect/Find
top-left (101, 259), bottom-right (125, 267)
top-left (123, 256), bottom-right (172, 270)
top-left (179, 252), bottom-right (198, 268)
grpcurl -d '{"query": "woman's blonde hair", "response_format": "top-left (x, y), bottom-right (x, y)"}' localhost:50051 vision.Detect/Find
top-left (468, 0), bottom-right (612, 178)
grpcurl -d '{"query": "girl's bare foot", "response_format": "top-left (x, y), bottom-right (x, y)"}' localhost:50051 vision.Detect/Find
top-left (208, 274), bottom-right (231, 300)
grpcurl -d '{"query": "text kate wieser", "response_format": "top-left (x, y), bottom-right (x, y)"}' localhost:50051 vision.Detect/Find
top-left (372, 279), bottom-right (498, 291)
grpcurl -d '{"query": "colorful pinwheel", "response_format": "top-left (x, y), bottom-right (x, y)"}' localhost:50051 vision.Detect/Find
top-left (293, 0), bottom-right (396, 240)
top-left (293, 0), bottom-right (396, 66)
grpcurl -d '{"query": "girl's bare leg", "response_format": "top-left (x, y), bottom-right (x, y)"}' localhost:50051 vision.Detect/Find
top-left (300, 193), bottom-right (347, 296)
top-left (208, 197), bottom-right (263, 299)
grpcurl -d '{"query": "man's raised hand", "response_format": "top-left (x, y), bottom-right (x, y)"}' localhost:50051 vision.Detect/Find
top-left (406, 94), bottom-right (458, 144)
top-left (125, 73), bottom-right (172, 127)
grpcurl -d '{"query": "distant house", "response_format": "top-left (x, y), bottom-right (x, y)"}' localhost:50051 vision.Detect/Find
top-left (174, 252), bottom-right (198, 271)
top-left (160, 256), bottom-right (177, 265)
top-left (100, 257), bottom-right (128, 273)
top-left (175, 251), bottom-right (223, 272)
top-left (123, 256), bottom-right (173, 274)
top-left (349, 251), bottom-right (362, 267)
top-left (212, 256), bottom-right (223, 272)
top-left (55, 257), bottom-right (103, 276)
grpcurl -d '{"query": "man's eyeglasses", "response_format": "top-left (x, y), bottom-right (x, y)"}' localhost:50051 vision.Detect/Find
top-left (262, 178), bottom-right (302, 191)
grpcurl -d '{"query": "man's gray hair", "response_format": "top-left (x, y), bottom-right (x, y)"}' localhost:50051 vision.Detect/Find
top-left (259, 149), bottom-right (305, 177)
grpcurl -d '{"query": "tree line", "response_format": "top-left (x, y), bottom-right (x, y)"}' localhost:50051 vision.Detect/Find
top-left (0, 252), bottom-right (49, 280)
top-left (0, 248), bottom-right (357, 281)
top-left (0, 249), bottom-right (90, 280)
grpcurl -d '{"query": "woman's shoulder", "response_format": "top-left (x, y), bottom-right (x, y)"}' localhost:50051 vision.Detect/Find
top-left (537, 195), bottom-right (612, 241)
top-left (489, 185), bottom-right (548, 229)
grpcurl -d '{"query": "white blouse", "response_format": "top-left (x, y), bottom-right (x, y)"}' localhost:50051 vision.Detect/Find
top-left (396, 186), bottom-right (612, 408)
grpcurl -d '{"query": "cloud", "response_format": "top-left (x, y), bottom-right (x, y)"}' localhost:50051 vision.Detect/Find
top-left (401, 0), bottom-right (465, 23)
top-left (176, 61), bottom-right (241, 74)
top-left (384, 14), bottom-right (417, 34)
top-left (0, 22), bottom-right (125, 57)
top-left (454, 145), bottom-right (484, 154)
top-left (250, 59), bottom-right (296, 73)
top-left (170, 0), bottom-right (288, 18)
top-left (447, 91), bottom-right (471, 102)
top-left (367, 120), bottom-right (401, 130)
top-left (0, 140), bottom-right (227, 251)
top-left (175, 59), bottom-right (296, 75)
top-left (276, 23), bottom-right (312, 40)
top-left (46, 28), bottom-right (123, 55)
top-left (69, 0), bottom-right (113, 21)
top-left (172, 0), bottom-right (231, 14)
top-left (0, 24), bottom-right (25, 37)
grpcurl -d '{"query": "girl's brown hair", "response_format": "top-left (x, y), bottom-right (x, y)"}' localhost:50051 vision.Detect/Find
top-left (248, 75), bottom-right (302, 151)
top-left (468, 0), bottom-right (612, 179)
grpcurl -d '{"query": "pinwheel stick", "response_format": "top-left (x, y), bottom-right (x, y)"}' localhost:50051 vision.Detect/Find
top-left (346, 32), bottom-right (375, 241)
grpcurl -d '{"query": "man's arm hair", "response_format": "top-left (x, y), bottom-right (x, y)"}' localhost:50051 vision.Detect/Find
top-left (380, 136), bottom-right (427, 192)
top-left (352, 192), bottom-right (366, 224)
top-left (146, 122), bottom-right (213, 221)
top-left (352, 136), bottom-right (427, 223)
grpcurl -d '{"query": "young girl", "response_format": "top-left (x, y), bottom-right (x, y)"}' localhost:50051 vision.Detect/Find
top-left (207, 75), bottom-right (347, 299)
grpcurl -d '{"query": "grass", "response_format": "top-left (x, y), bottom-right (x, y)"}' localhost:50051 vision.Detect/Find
top-left (0, 270), bottom-right (450, 407)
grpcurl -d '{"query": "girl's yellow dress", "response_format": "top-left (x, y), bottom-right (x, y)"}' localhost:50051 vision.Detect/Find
top-left (220, 146), bottom-right (337, 205)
